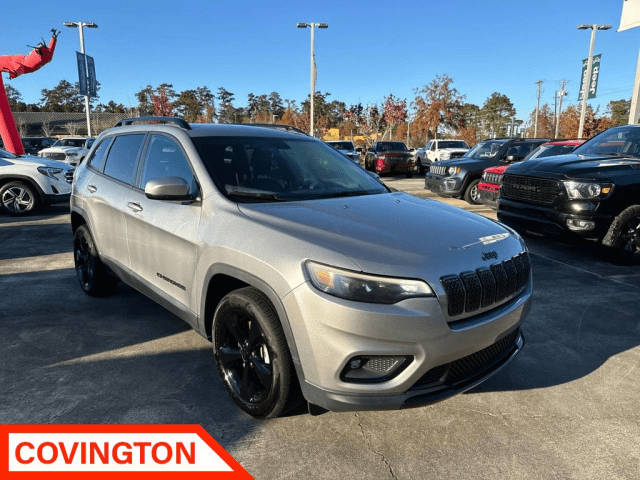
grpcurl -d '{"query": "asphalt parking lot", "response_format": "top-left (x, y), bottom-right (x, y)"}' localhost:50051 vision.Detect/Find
top-left (1, 178), bottom-right (639, 479)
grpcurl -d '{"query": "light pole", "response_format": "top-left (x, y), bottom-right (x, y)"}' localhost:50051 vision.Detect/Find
top-left (64, 21), bottom-right (98, 137)
top-left (577, 24), bottom-right (611, 139)
top-left (297, 22), bottom-right (328, 136)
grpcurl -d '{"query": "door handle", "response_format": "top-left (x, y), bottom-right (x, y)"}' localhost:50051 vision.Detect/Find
top-left (87, 185), bottom-right (97, 193)
top-left (127, 202), bottom-right (143, 213)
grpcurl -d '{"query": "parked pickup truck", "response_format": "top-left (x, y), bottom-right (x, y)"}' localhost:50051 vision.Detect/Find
top-left (478, 140), bottom-right (584, 209)
top-left (498, 125), bottom-right (640, 263)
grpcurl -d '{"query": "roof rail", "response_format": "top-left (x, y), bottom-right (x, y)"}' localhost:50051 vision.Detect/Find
top-left (236, 123), bottom-right (308, 135)
top-left (114, 116), bottom-right (191, 130)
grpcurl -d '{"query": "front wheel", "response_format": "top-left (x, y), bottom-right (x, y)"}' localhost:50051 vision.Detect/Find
top-left (212, 287), bottom-right (298, 418)
top-left (602, 205), bottom-right (640, 264)
top-left (464, 179), bottom-right (481, 204)
top-left (0, 181), bottom-right (38, 215)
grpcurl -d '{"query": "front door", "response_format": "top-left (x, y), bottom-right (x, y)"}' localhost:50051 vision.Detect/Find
top-left (124, 133), bottom-right (201, 310)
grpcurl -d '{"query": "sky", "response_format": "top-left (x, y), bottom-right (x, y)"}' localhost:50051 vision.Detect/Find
top-left (3, 0), bottom-right (640, 123)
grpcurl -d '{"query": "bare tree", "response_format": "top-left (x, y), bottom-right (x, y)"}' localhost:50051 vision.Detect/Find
top-left (41, 119), bottom-right (53, 137)
top-left (63, 121), bottom-right (80, 136)
top-left (16, 117), bottom-right (27, 137)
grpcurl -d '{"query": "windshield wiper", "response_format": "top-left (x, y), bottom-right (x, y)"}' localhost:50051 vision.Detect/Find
top-left (225, 187), bottom-right (286, 202)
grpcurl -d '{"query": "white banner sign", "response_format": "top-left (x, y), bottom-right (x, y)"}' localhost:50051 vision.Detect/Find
top-left (619, 0), bottom-right (640, 32)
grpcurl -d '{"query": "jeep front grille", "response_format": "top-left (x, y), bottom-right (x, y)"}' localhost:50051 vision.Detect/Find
top-left (43, 152), bottom-right (67, 161)
top-left (429, 165), bottom-right (448, 176)
top-left (482, 172), bottom-right (503, 185)
top-left (440, 252), bottom-right (530, 318)
top-left (501, 174), bottom-right (561, 205)
top-left (64, 168), bottom-right (74, 184)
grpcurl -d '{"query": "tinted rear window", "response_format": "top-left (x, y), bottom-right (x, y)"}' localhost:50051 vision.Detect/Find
top-left (329, 142), bottom-right (354, 150)
top-left (103, 134), bottom-right (145, 185)
top-left (376, 142), bottom-right (407, 152)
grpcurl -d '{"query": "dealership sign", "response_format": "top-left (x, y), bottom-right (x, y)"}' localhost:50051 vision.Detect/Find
top-left (578, 54), bottom-right (601, 101)
top-left (0, 425), bottom-right (252, 479)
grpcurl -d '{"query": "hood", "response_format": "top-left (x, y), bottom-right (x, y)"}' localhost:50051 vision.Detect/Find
top-left (439, 148), bottom-right (469, 154)
top-left (436, 156), bottom-right (498, 169)
top-left (506, 153), bottom-right (640, 180)
top-left (237, 192), bottom-right (523, 279)
top-left (7, 155), bottom-right (73, 169)
top-left (39, 146), bottom-right (76, 154)
top-left (484, 165), bottom-right (509, 175)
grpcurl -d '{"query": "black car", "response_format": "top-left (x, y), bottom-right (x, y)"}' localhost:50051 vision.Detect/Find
top-left (498, 125), bottom-right (640, 262)
top-left (21, 137), bottom-right (55, 155)
top-left (425, 138), bottom-right (550, 204)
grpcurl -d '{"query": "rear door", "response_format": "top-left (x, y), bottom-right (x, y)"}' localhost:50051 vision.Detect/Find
top-left (83, 133), bottom-right (146, 269)
top-left (124, 133), bottom-right (201, 309)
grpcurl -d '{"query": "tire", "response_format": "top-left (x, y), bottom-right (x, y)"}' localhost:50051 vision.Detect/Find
top-left (0, 181), bottom-right (38, 216)
top-left (73, 225), bottom-right (118, 296)
top-left (212, 287), bottom-right (299, 418)
top-left (602, 205), bottom-right (640, 265)
top-left (464, 179), bottom-right (481, 204)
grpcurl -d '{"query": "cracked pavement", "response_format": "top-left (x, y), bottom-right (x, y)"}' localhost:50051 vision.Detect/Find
top-left (1, 178), bottom-right (639, 479)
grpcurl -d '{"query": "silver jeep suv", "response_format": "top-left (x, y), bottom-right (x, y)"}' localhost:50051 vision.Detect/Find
top-left (70, 117), bottom-right (531, 418)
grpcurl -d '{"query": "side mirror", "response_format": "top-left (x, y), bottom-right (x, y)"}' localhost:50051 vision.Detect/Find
top-left (144, 177), bottom-right (192, 200)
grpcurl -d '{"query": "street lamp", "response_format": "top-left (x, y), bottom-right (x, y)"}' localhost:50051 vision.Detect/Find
top-left (297, 22), bottom-right (328, 136)
top-left (64, 21), bottom-right (98, 137)
top-left (576, 24), bottom-right (611, 139)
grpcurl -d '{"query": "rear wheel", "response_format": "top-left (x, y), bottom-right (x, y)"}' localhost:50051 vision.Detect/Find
top-left (212, 287), bottom-right (298, 418)
top-left (464, 179), bottom-right (481, 204)
top-left (73, 225), bottom-right (117, 296)
top-left (0, 181), bottom-right (38, 216)
top-left (602, 205), bottom-right (640, 264)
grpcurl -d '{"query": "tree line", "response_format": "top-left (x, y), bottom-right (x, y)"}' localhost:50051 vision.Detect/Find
top-left (5, 76), bottom-right (630, 145)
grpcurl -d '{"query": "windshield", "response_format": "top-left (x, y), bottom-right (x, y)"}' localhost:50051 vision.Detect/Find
top-left (436, 141), bottom-right (468, 149)
top-left (573, 126), bottom-right (640, 158)
top-left (525, 143), bottom-right (580, 161)
top-left (329, 141), bottom-right (354, 150)
top-left (193, 136), bottom-right (388, 202)
top-left (466, 140), bottom-right (508, 159)
top-left (53, 138), bottom-right (86, 148)
top-left (376, 142), bottom-right (407, 152)
top-left (0, 148), bottom-right (17, 159)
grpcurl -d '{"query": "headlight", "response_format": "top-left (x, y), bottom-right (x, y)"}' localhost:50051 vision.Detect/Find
top-left (66, 152), bottom-right (79, 157)
top-left (305, 261), bottom-right (433, 304)
top-left (37, 166), bottom-right (63, 180)
top-left (563, 181), bottom-right (613, 200)
top-left (440, 153), bottom-right (451, 159)
top-left (447, 166), bottom-right (460, 176)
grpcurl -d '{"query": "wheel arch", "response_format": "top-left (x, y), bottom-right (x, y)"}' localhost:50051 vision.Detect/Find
top-left (0, 175), bottom-right (45, 203)
top-left (200, 263), bottom-right (305, 382)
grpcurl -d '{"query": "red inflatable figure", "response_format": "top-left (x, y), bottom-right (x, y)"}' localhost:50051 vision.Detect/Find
top-left (0, 30), bottom-right (58, 155)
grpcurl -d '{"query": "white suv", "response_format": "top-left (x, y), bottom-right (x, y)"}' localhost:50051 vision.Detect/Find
top-left (0, 147), bottom-right (73, 215)
top-left (39, 137), bottom-right (95, 165)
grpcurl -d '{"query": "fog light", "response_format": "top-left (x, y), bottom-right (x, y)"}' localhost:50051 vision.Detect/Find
top-left (341, 355), bottom-right (412, 383)
top-left (443, 179), bottom-right (457, 191)
top-left (566, 218), bottom-right (595, 231)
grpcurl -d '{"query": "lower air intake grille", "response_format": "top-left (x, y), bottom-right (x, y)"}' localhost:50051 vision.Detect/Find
top-left (441, 252), bottom-right (530, 318)
top-left (411, 329), bottom-right (520, 390)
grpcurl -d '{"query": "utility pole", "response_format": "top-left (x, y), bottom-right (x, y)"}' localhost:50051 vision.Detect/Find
top-left (629, 49), bottom-right (640, 124)
top-left (406, 117), bottom-right (410, 146)
top-left (577, 24), bottom-right (611, 138)
top-left (297, 22), bottom-right (328, 137)
top-left (534, 80), bottom-right (543, 137)
top-left (64, 21), bottom-right (98, 137)
top-left (555, 80), bottom-right (567, 138)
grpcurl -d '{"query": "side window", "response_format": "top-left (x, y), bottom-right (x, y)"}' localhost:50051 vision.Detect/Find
top-left (103, 134), bottom-right (145, 185)
top-left (140, 135), bottom-right (196, 193)
top-left (87, 137), bottom-right (113, 171)
top-left (431, 142), bottom-right (436, 150)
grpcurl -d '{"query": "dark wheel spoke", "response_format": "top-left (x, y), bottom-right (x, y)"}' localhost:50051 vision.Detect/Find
top-left (246, 320), bottom-right (263, 348)
top-left (251, 358), bottom-right (273, 389)
top-left (218, 346), bottom-right (242, 366)
top-left (239, 363), bottom-right (251, 399)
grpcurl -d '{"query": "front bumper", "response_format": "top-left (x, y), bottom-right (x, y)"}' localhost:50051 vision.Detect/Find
top-left (498, 198), bottom-right (612, 240)
top-left (283, 279), bottom-right (531, 412)
top-left (425, 173), bottom-right (464, 196)
top-left (478, 185), bottom-right (499, 209)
